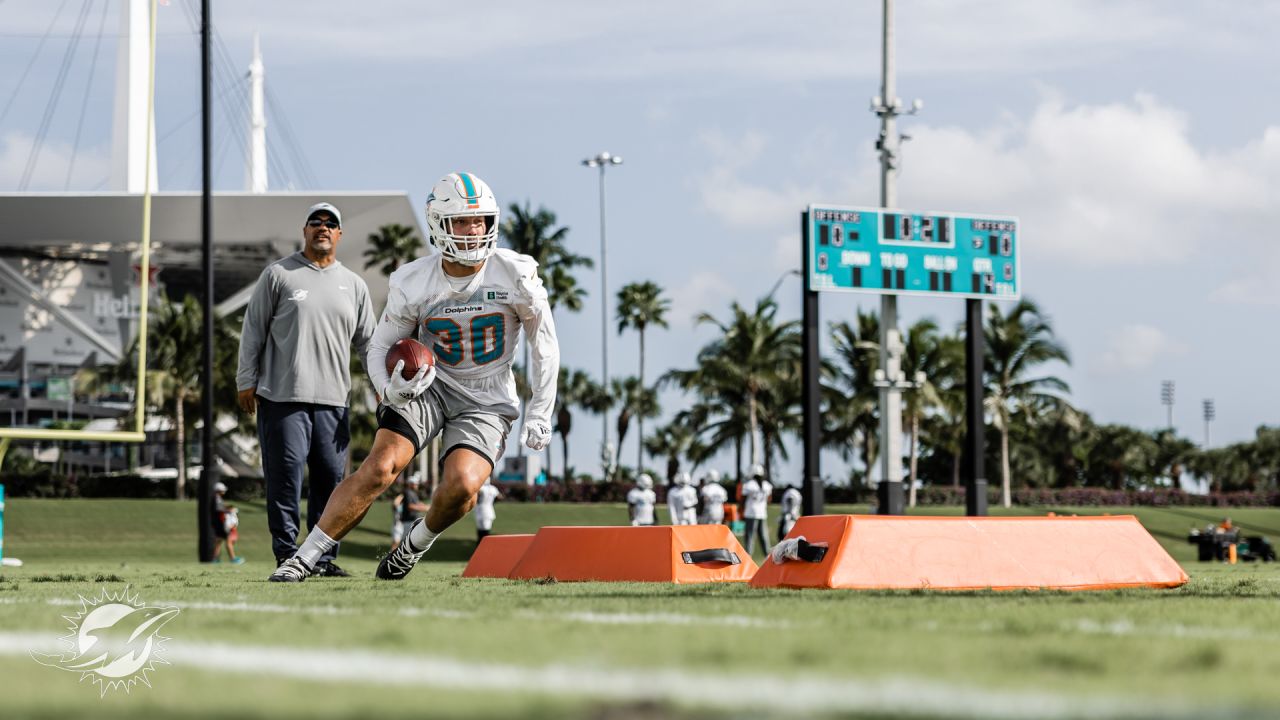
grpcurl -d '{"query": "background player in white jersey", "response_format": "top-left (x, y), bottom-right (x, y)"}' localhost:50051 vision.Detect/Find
top-left (666, 473), bottom-right (686, 525)
top-left (628, 473), bottom-right (657, 526)
top-left (699, 469), bottom-right (727, 525)
top-left (778, 485), bottom-right (802, 540)
top-left (473, 478), bottom-right (501, 541)
top-left (676, 473), bottom-right (699, 525)
top-left (271, 172), bottom-right (559, 582)
top-left (741, 463), bottom-right (773, 554)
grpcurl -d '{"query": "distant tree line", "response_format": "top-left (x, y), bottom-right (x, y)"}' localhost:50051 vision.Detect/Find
top-left (9, 206), bottom-right (1275, 508)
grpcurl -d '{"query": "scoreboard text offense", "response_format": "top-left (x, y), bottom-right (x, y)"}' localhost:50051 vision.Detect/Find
top-left (807, 205), bottom-right (1020, 300)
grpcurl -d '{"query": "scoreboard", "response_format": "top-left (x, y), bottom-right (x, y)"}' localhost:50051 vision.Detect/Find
top-left (807, 204), bottom-right (1020, 300)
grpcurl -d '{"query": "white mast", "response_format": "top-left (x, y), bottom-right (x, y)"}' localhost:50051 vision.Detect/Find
top-left (247, 33), bottom-right (268, 193)
top-left (109, 0), bottom-right (158, 193)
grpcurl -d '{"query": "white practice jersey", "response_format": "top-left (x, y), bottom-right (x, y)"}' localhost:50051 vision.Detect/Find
top-left (474, 483), bottom-right (500, 522)
top-left (667, 486), bottom-right (686, 525)
top-left (743, 479), bottom-right (772, 519)
top-left (700, 483), bottom-right (727, 523)
top-left (627, 487), bottom-right (656, 525)
top-left (677, 486), bottom-right (698, 526)
top-left (366, 249), bottom-right (559, 425)
top-left (780, 486), bottom-right (802, 519)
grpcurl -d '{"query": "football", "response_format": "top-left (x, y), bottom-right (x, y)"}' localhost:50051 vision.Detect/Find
top-left (386, 338), bottom-right (435, 380)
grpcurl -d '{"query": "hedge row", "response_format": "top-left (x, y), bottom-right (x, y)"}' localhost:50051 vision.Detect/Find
top-left (2, 471), bottom-right (1277, 508)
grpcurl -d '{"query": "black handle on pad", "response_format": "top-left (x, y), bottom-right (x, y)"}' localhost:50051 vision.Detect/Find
top-left (681, 548), bottom-right (741, 565)
top-left (796, 539), bottom-right (827, 563)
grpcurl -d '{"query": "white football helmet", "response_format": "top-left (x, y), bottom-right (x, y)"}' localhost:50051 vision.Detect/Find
top-left (637, 473), bottom-right (654, 490)
top-left (749, 463), bottom-right (765, 479)
top-left (675, 471), bottom-right (692, 486)
top-left (705, 469), bottom-right (721, 485)
top-left (426, 172), bottom-right (499, 266)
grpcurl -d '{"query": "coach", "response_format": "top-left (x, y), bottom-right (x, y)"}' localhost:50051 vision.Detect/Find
top-left (236, 202), bottom-right (376, 576)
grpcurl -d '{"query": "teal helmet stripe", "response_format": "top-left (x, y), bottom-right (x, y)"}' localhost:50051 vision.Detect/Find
top-left (458, 172), bottom-right (478, 199)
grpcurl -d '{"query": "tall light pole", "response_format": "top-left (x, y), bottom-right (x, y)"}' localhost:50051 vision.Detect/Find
top-left (869, 0), bottom-right (921, 515)
top-left (582, 151), bottom-right (623, 479)
top-left (1203, 398), bottom-right (1215, 448)
top-left (766, 268), bottom-right (801, 301)
top-left (1161, 380), bottom-right (1175, 430)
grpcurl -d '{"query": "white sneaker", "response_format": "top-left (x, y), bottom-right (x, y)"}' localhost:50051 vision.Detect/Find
top-left (268, 556), bottom-right (313, 583)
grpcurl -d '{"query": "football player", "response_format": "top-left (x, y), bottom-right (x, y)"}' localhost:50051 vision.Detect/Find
top-left (474, 477), bottom-right (501, 542)
top-left (628, 473), bottom-right (657, 526)
top-left (666, 473), bottom-right (685, 526)
top-left (271, 172), bottom-right (559, 582)
top-left (698, 469), bottom-right (727, 525)
top-left (677, 473), bottom-right (699, 526)
top-left (741, 463), bottom-right (773, 554)
top-left (778, 484), bottom-right (802, 541)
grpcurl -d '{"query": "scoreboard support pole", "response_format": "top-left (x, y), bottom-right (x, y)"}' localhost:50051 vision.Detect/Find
top-left (800, 212), bottom-right (824, 516)
top-left (964, 298), bottom-right (988, 516)
top-left (197, 0), bottom-right (216, 563)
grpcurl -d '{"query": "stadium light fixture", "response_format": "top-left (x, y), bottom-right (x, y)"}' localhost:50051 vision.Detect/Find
top-left (581, 151), bottom-right (623, 479)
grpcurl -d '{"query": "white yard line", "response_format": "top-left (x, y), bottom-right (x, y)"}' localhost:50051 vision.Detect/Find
top-left (1065, 618), bottom-right (1280, 642)
top-left (13, 596), bottom-right (1274, 640)
top-left (0, 631), bottom-right (1202, 719)
top-left (519, 609), bottom-right (790, 628)
top-left (30, 597), bottom-right (785, 628)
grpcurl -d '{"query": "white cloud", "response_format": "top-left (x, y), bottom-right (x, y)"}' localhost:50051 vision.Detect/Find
top-left (0, 1), bottom-right (1224, 80)
top-left (1208, 277), bottom-right (1280, 307)
top-left (693, 129), bottom-right (825, 231)
top-left (898, 94), bottom-right (1278, 267)
top-left (1097, 324), bottom-right (1187, 373)
top-left (667, 270), bottom-right (736, 331)
top-left (0, 132), bottom-right (111, 192)
top-left (692, 96), bottom-right (1280, 276)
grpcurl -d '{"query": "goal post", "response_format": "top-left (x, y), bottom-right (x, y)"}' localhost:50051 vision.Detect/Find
top-left (0, 0), bottom-right (158, 448)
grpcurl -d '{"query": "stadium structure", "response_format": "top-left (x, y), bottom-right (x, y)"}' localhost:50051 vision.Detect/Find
top-left (0, 0), bottom-right (422, 479)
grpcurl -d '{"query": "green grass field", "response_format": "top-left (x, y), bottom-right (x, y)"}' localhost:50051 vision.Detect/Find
top-left (1, 498), bottom-right (1278, 719)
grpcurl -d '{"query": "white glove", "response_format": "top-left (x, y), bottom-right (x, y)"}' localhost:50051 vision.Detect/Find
top-left (522, 421), bottom-right (551, 451)
top-left (381, 360), bottom-right (435, 408)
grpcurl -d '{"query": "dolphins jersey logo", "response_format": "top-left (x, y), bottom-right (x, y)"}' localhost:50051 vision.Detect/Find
top-left (30, 586), bottom-right (180, 696)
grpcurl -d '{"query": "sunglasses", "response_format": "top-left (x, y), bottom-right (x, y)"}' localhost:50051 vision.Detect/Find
top-left (307, 219), bottom-right (340, 229)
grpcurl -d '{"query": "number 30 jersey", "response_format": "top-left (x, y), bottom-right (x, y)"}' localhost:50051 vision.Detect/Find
top-left (366, 248), bottom-right (560, 426)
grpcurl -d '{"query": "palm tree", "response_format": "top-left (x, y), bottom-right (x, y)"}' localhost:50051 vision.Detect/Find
top-left (1085, 424), bottom-right (1157, 490)
top-left (1149, 429), bottom-right (1196, 490)
top-left (118, 293), bottom-right (201, 499)
top-left (900, 321), bottom-right (964, 506)
top-left (664, 297), bottom-right (801, 481)
top-left (984, 299), bottom-right (1071, 507)
top-left (500, 202), bottom-right (591, 460)
top-left (500, 202), bottom-right (592, 306)
top-left (546, 265), bottom-right (587, 313)
top-left (824, 310), bottom-right (881, 488)
top-left (363, 223), bottom-right (422, 276)
top-left (610, 376), bottom-right (659, 476)
top-left (696, 298), bottom-right (801, 469)
top-left (644, 416), bottom-right (706, 484)
top-left (554, 367), bottom-right (609, 483)
top-left (616, 281), bottom-right (670, 471)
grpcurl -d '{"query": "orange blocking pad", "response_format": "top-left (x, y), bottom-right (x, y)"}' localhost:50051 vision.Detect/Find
top-left (461, 534), bottom-right (535, 578)
top-left (750, 515), bottom-right (1188, 591)
top-left (508, 525), bottom-right (759, 583)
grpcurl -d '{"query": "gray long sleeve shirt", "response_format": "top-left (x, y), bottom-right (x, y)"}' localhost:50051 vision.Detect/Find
top-left (236, 252), bottom-right (375, 407)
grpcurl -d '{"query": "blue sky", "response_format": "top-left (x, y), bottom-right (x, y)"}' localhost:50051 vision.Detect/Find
top-left (2, 1), bottom-right (1278, 484)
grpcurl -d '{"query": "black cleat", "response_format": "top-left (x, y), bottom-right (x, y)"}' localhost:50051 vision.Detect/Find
top-left (312, 561), bottom-right (351, 578)
top-left (376, 519), bottom-right (427, 580)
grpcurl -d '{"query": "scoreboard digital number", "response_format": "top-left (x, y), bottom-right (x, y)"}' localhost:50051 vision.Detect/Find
top-left (807, 204), bottom-right (1019, 300)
